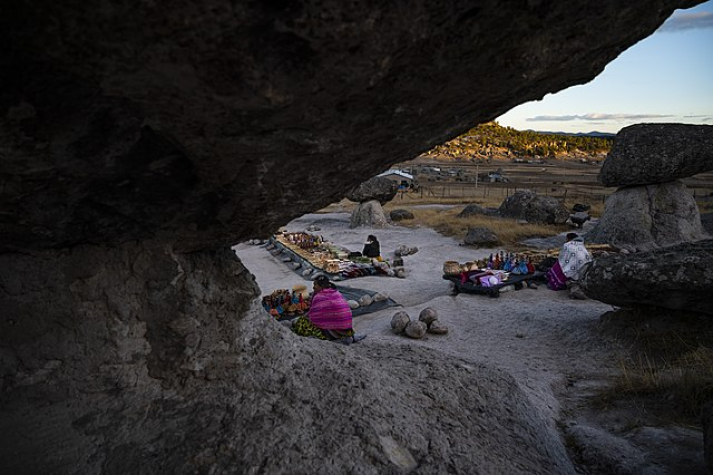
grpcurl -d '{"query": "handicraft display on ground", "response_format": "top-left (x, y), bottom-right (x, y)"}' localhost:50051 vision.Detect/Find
top-left (442, 245), bottom-right (619, 297)
top-left (442, 251), bottom-right (545, 297)
top-left (267, 231), bottom-right (403, 280)
top-left (262, 285), bottom-right (311, 321)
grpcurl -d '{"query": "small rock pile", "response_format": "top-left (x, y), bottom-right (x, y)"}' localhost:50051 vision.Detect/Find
top-left (390, 307), bottom-right (449, 339)
top-left (347, 292), bottom-right (389, 310)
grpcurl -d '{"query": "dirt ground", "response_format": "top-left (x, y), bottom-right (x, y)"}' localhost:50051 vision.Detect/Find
top-left (233, 212), bottom-right (707, 474)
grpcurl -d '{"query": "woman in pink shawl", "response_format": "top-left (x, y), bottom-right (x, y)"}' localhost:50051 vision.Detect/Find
top-left (293, 275), bottom-right (354, 340)
top-left (546, 233), bottom-right (592, 290)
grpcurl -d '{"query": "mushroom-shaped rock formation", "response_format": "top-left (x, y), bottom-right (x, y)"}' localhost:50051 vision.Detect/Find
top-left (0, 1), bottom-right (702, 472)
top-left (588, 123), bottom-right (711, 250)
top-left (598, 124), bottom-right (713, 187)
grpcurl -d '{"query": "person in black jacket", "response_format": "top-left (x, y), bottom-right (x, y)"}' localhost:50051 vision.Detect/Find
top-left (362, 235), bottom-right (381, 259)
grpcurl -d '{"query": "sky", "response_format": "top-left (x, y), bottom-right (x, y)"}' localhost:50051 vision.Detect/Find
top-left (496, 1), bottom-right (713, 134)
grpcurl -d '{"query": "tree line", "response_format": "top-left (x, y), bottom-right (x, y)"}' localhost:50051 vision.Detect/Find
top-left (425, 121), bottom-right (613, 159)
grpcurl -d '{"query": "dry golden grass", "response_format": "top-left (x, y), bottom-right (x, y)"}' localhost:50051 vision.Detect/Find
top-left (394, 206), bottom-right (568, 247)
top-left (596, 310), bottom-right (713, 427)
top-left (611, 347), bottom-right (713, 425)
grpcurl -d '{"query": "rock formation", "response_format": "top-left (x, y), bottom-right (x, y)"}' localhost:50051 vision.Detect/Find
top-left (587, 124), bottom-right (711, 250)
top-left (350, 199), bottom-right (389, 227)
top-left (0, 1), bottom-right (702, 472)
top-left (347, 176), bottom-right (399, 205)
top-left (586, 181), bottom-right (704, 251)
top-left (348, 177), bottom-right (397, 226)
top-left (580, 239), bottom-right (713, 315)
top-left (498, 190), bottom-right (570, 225)
top-left (598, 124), bottom-right (713, 187)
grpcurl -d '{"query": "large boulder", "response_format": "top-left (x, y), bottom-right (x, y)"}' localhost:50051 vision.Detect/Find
top-left (581, 239), bottom-right (713, 315)
top-left (346, 177), bottom-right (399, 205)
top-left (585, 180), bottom-right (704, 251)
top-left (498, 191), bottom-right (569, 224)
top-left (350, 200), bottom-right (388, 228)
top-left (599, 124), bottom-right (713, 187)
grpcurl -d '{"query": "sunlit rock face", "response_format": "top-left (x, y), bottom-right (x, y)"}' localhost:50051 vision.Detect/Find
top-left (1, 0), bottom-right (701, 252)
top-left (0, 0), bottom-right (704, 472)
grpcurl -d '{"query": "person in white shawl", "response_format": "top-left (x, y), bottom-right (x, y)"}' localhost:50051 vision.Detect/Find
top-left (559, 233), bottom-right (592, 281)
top-left (546, 232), bottom-right (592, 291)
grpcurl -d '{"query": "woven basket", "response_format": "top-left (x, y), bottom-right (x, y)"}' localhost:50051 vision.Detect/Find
top-left (443, 261), bottom-right (461, 275)
top-left (325, 261), bottom-right (341, 273)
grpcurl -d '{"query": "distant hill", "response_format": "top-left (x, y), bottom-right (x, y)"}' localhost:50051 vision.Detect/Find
top-left (531, 130), bottom-right (616, 139)
top-left (422, 122), bottom-right (613, 161)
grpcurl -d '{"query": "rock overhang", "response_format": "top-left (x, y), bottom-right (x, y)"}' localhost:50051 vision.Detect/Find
top-left (0, 0), bottom-right (704, 252)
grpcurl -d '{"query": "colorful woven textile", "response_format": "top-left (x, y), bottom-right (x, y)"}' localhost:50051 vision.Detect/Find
top-left (307, 288), bottom-right (353, 330)
top-left (293, 316), bottom-right (355, 340)
top-left (545, 260), bottom-right (568, 291)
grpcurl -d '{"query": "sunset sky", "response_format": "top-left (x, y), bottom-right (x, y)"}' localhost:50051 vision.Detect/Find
top-left (496, 1), bottom-right (713, 134)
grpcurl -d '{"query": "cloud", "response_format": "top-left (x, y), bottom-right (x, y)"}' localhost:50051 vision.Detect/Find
top-left (657, 11), bottom-right (713, 32)
top-left (526, 113), bottom-right (673, 122)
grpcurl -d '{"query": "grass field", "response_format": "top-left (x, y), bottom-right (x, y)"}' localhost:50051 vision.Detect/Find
top-left (320, 159), bottom-right (713, 247)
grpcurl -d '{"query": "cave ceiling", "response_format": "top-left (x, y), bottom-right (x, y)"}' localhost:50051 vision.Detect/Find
top-left (0, 0), bottom-right (703, 252)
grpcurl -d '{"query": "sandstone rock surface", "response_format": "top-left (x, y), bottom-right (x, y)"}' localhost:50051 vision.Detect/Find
top-left (599, 124), bottom-right (713, 187)
top-left (498, 191), bottom-right (569, 224)
top-left (581, 239), bottom-right (713, 315)
top-left (350, 200), bottom-right (388, 228)
top-left (585, 180), bottom-right (704, 251)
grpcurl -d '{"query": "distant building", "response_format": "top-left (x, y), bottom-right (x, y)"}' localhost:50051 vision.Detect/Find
top-left (378, 169), bottom-right (415, 188)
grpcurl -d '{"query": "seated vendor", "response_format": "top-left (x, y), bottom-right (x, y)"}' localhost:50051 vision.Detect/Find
top-left (362, 235), bottom-right (381, 259)
top-left (293, 275), bottom-right (354, 340)
top-left (545, 233), bottom-right (592, 291)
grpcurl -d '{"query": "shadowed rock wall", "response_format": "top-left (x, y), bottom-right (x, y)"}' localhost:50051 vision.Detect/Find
top-left (1, 246), bottom-right (574, 474)
top-left (1, 0), bottom-right (701, 252)
top-left (0, 0), bottom-right (704, 472)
